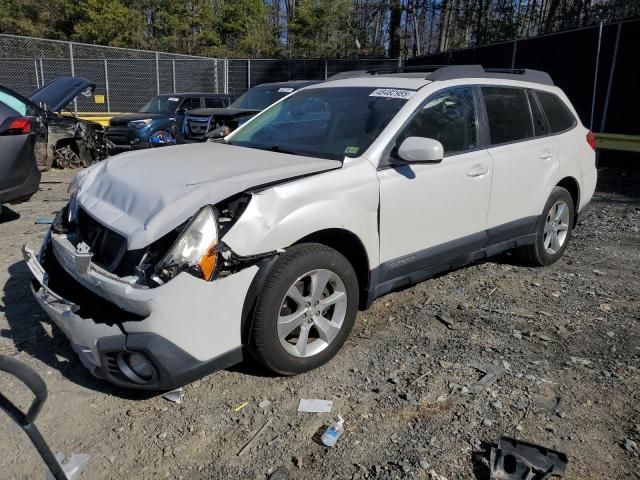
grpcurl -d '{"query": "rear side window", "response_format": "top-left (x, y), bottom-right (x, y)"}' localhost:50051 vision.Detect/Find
top-left (204, 97), bottom-right (225, 108)
top-left (535, 91), bottom-right (576, 133)
top-left (527, 90), bottom-right (548, 136)
top-left (482, 87), bottom-right (533, 145)
top-left (0, 90), bottom-right (28, 115)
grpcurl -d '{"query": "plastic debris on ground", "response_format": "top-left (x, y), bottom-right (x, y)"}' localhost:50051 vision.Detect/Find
top-left (490, 436), bottom-right (568, 479)
top-left (35, 218), bottom-right (54, 225)
top-left (320, 416), bottom-right (345, 447)
top-left (45, 453), bottom-right (90, 480)
top-left (162, 387), bottom-right (184, 404)
top-left (297, 399), bottom-right (333, 413)
top-left (233, 401), bottom-right (249, 412)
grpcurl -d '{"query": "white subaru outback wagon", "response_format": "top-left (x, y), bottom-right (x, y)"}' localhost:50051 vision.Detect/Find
top-left (24, 65), bottom-right (597, 389)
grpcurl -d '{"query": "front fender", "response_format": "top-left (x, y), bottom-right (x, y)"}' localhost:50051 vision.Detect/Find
top-left (222, 159), bottom-right (380, 268)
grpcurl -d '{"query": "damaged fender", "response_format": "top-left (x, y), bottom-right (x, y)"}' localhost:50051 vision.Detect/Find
top-left (222, 157), bottom-right (381, 268)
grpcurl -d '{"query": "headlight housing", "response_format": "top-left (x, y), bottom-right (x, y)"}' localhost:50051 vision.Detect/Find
top-left (128, 119), bottom-right (152, 129)
top-left (154, 206), bottom-right (219, 284)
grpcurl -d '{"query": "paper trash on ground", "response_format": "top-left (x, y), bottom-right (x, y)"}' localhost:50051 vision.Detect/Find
top-left (297, 399), bottom-right (333, 413)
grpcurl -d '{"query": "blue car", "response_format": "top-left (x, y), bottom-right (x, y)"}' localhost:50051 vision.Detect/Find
top-left (107, 93), bottom-right (234, 151)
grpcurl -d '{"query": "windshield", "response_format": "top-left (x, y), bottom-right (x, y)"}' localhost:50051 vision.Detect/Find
top-left (230, 85), bottom-right (296, 110)
top-left (227, 87), bottom-right (412, 160)
top-left (140, 96), bottom-right (180, 114)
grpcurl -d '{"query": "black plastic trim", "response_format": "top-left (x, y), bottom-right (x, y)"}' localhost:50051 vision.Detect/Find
top-left (96, 334), bottom-right (243, 390)
top-left (240, 254), bottom-right (281, 345)
top-left (365, 216), bottom-right (538, 307)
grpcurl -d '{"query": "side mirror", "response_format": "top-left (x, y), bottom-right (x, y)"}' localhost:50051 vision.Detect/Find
top-left (397, 136), bottom-right (444, 163)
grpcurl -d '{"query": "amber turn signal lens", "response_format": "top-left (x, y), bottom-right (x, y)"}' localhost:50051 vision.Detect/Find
top-left (198, 244), bottom-right (217, 281)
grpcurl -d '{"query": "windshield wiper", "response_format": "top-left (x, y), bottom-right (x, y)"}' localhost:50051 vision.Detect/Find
top-left (268, 145), bottom-right (304, 155)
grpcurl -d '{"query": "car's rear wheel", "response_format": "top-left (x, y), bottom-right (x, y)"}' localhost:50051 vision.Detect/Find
top-left (250, 243), bottom-right (359, 375)
top-left (518, 186), bottom-right (574, 266)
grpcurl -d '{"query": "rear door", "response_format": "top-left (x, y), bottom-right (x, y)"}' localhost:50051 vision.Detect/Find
top-left (174, 96), bottom-right (203, 135)
top-left (378, 86), bottom-right (493, 271)
top-left (483, 86), bottom-right (559, 236)
top-left (0, 86), bottom-right (48, 164)
top-left (0, 101), bottom-right (39, 200)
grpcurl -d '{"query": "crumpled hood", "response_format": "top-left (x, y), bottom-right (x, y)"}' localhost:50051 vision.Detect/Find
top-left (77, 142), bottom-right (341, 249)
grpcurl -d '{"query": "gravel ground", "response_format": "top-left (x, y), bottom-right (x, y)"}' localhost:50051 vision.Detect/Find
top-left (0, 166), bottom-right (638, 480)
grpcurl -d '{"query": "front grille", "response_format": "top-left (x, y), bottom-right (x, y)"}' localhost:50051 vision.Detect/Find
top-left (77, 208), bottom-right (127, 271)
top-left (42, 242), bottom-right (143, 325)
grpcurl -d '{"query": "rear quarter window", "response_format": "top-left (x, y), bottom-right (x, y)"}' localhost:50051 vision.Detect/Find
top-left (482, 87), bottom-right (533, 145)
top-left (535, 91), bottom-right (576, 133)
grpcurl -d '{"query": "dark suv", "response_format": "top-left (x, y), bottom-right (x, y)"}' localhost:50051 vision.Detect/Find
top-left (107, 93), bottom-right (234, 151)
top-left (182, 81), bottom-right (319, 142)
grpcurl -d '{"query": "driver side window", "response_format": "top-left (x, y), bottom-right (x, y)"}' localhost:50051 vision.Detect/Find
top-left (395, 87), bottom-right (478, 157)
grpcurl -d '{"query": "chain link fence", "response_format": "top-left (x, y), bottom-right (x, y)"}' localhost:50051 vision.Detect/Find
top-left (0, 34), bottom-right (399, 113)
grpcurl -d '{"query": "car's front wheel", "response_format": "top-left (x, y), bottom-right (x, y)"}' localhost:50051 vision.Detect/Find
top-left (250, 243), bottom-right (359, 375)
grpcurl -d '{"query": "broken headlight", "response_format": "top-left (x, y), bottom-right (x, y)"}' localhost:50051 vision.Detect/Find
top-left (153, 206), bottom-right (219, 284)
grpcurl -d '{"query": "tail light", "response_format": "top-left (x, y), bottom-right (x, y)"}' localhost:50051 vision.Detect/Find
top-left (6, 118), bottom-right (31, 134)
top-left (586, 130), bottom-right (596, 150)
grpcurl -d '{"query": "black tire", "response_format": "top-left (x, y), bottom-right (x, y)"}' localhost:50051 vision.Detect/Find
top-left (250, 243), bottom-right (359, 375)
top-left (518, 186), bottom-right (574, 266)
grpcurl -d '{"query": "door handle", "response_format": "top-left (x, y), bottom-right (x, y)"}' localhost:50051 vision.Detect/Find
top-left (540, 150), bottom-right (553, 160)
top-left (467, 165), bottom-right (488, 177)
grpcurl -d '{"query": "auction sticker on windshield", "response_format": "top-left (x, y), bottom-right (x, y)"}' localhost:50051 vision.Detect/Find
top-left (168, 97), bottom-right (180, 102)
top-left (369, 88), bottom-right (415, 99)
top-left (278, 87), bottom-right (294, 93)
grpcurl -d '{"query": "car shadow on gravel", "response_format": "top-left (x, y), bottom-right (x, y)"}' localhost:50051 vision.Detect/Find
top-left (0, 206), bottom-right (20, 224)
top-left (226, 358), bottom-right (280, 378)
top-left (1, 261), bottom-right (156, 401)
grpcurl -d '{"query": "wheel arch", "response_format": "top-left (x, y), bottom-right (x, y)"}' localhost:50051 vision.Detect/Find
top-left (53, 137), bottom-right (80, 153)
top-left (293, 228), bottom-right (371, 309)
top-left (239, 228), bottom-right (372, 345)
top-left (556, 176), bottom-right (580, 224)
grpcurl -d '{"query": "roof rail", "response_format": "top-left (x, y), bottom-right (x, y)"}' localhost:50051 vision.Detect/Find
top-left (428, 65), bottom-right (554, 85)
top-left (366, 64), bottom-right (554, 86)
top-left (366, 65), bottom-right (447, 75)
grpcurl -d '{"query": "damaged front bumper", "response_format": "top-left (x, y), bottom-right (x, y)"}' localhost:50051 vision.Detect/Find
top-left (23, 234), bottom-right (258, 390)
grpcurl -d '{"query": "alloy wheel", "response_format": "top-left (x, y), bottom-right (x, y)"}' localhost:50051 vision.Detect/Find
top-left (543, 200), bottom-right (570, 254)
top-left (277, 269), bottom-right (348, 358)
